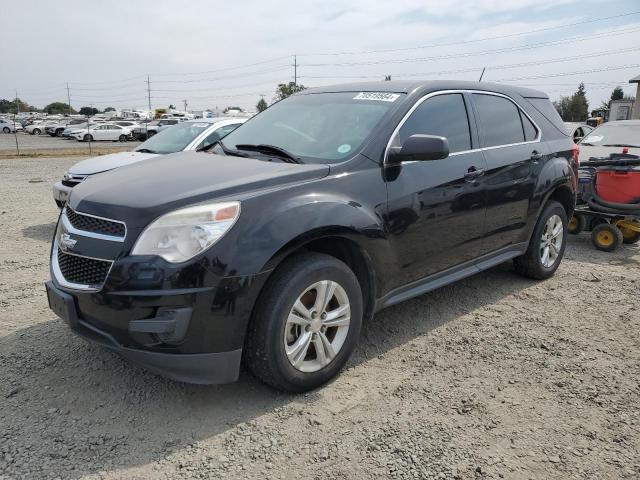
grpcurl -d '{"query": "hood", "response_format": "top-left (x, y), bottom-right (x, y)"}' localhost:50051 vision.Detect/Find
top-left (579, 145), bottom-right (640, 162)
top-left (69, 151), bottom-right (159, 175)
top-left (69, 151), bottom-right (330, 224)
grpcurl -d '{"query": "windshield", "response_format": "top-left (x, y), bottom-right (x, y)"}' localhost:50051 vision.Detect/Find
top-left (581, 123), bottom-right (640, 147)
top-left (221, 92), bottom-right (403, 163)
top-left (135, 122), bottom-right (212, 154)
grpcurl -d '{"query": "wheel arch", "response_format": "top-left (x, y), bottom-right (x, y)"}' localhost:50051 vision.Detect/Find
top-left (259, 229), bottom-right (378, 324)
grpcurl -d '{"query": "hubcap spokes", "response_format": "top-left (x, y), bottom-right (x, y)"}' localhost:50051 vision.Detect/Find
top-left (284, 280), bottom-right (350, 372)
top-left (540, 214), bottom-right (564, 268)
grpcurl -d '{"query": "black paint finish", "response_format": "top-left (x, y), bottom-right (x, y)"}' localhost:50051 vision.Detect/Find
top-left (48, 80), bottom-right (576, 382)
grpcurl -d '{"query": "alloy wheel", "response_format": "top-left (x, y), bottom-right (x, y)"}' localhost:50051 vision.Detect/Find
top-left (284, 280), bottom-right (351, 373)
top-left (540, 214), bottom-right (563, 268)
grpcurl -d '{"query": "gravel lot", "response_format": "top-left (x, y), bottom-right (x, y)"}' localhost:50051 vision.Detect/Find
top-left (0, 132), bottom-right (140, 155)
top-left (1, 156), bottom-right (639, 480)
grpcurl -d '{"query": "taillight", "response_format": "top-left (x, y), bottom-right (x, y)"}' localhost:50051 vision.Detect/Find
top-left (572, 143), bottom-right (580, 167)
top-left (622, 147), bottom-right (629, 154)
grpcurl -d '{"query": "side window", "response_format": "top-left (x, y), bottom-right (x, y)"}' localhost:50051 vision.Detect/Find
top-left (473, 94), bottom-right (525, 147)
top-left (197, 124), bottom-right (241, 150)
top-left (398, 93), bottom-right (471, 153)
top-left (520, 111), bottom-right (538, 141)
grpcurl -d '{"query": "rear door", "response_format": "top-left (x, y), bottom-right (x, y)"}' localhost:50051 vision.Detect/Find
top-left (385, 92), bottom-right (487, 284)
top-left (470, 92), bottom-right (545, 253)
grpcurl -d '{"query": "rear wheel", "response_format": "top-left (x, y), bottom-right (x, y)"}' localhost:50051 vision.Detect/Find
top-left (514, 201), bottom-right (568, 280)
top-left (591, 223), bottom-right (623, 252)
top-left (245, 252), bottom-right (363, 392)
top-left (55, 129), bottom-right (64, 137)
top-left (147, 130), bottom-right (156, 138)
top-left (568, 214), bottom-right (586, 234)
top-left (83, 134), bottom-right (93, 142)
top-left (118, 134), bottom-right (127, 142)
top-left (33, 128), bottom-right (41, 135)
top-left (2, 127), bottom-right (9, 134)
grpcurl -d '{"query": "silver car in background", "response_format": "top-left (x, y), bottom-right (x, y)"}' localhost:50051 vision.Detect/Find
top-left (53, 117), bottom-right (246, 207)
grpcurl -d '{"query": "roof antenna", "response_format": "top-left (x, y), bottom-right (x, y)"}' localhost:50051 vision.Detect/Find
top-left (478, 67), bottom-right (486, 82)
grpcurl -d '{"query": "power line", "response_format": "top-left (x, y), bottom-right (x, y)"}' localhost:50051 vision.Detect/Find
top-left (297, 11), bottom-right (640, 56)
top-left (495, 64), bottom-right (640, 82)
top-left (150, 55), bottom-right (291, 77)
top-left (298, 45), bottom-right (640, 80)
top-left (300, 25), bottom-right (640, 67)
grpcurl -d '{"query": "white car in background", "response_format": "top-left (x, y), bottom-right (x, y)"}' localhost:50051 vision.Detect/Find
top-left (53, 117), bottom-right (246, 206)
top-left (0, 118), bottom-right (23, 133)
top-left (69, 123), bottom-right (133, 142)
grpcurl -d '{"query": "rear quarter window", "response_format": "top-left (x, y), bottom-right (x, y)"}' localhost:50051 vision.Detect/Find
top-left (525, 97), bottom-right (568, 136)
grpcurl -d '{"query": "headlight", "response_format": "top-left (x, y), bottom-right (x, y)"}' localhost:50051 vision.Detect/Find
top-left (131, 202), bottom-right (240, 263)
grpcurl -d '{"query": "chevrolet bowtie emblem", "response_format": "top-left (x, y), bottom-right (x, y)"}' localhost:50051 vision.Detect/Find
top-left (60, 232), bottom-right (77, 251)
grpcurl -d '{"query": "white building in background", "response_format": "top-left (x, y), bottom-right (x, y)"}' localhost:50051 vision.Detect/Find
top-left (630, 74), bottom-right (640, 120)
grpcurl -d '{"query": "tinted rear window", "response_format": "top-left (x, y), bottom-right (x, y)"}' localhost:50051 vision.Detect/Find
top-left (526, 97), bottom-right (567, 135)
top-left (473, 94), bottom-right (524, 147)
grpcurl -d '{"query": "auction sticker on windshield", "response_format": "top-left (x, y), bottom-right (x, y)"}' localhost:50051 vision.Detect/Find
top-left (353, 92), bottom-right (400, 102)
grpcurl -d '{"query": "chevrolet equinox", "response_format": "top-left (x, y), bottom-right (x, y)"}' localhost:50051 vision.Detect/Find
top-left (46, 81), bottom-right (577, 392)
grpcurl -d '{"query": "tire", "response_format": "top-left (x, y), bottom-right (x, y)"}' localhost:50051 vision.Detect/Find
top-left (568, 214), bottom-right (585, 234)
top-left (83, 134), bottom-right (93, 142)
top-left (33, 128), bottom-right (41, 135)
top-left (2, 127), bottom-right (9, 134)
top-left (591, 224), bottom-right (623, 252)
top-left (55, 129), bottom-right (64, 137)
top-left (245, 252), bottom-right (363, 393)
top-left (514, 201), bottom-right (568, 280)
top-left (118, 134), bottom-right (127, 142)
top-left (147, 130), bottom-right (156, 138)
top-left (589, 216), bottom-right (608, 231)
top-left (617, 220), bottom-right (640, 245)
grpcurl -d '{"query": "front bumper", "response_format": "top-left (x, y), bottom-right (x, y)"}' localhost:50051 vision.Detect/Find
top-left (46, 249), bottom-right (270, 384)
top-left (46, 281), bottom-right (242, 383)
top-left (53, 181), bottom-right (72, 206)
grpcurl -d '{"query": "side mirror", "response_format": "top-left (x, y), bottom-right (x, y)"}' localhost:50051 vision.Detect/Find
top-left (388, 134), bottom-right (450, 163)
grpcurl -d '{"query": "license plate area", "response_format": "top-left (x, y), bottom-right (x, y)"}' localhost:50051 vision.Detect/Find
top-left (46, 281), bottom-right (79, 327)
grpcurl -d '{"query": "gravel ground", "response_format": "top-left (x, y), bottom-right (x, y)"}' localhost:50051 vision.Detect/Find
top-left (0, 132), bottom-right (140, 154)
top-left (0, 156), bottom-right (639, 480)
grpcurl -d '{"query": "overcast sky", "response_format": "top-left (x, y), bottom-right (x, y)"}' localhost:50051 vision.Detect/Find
top-left (1, 0), bottom-right (639, 112)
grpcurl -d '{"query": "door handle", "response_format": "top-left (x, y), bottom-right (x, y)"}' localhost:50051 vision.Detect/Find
top-left (464, 166), bottom-right (485, 182)
top-left (530, 150), bottom-right (543, 162)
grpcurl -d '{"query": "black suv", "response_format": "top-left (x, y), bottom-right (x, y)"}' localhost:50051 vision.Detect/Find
top-left (46, 81), bottom-right (576, 392)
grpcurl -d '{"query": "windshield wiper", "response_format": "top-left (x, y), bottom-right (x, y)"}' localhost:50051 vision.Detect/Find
top-left (601, 144), bottom-right (640, 148)
top-left (136, 148), bottom-right (158, 154)
top-left (235, 144), bottom-right (303, 163)
top-left (197, 140), bottom-right (250, 157)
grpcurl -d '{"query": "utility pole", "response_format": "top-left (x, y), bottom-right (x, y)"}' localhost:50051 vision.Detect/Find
top-left (293, 54), bottom-right (297, 87)
top-left (183, 99), bottom-right (188, 112)
top-left (66, 83), bottom-right (72, 115)
top-left (146, 75), bottom-right (152, 137)
top-left (478, 67), bottom-right (486, 82)
top-left (13, 89), bottom-right (20, 155)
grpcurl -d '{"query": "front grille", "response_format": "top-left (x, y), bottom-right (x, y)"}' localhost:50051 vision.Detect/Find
top-left (57, 249), bottom-right (112, 286)
top-left (66, 208), bottom-right (125, 238)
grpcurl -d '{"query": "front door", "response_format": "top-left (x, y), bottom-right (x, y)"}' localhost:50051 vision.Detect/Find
top-left (385, 92), bottom-right (487, 287)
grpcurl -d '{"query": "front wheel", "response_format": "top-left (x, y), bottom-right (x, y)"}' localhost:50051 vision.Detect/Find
top-left (514, 201), bottom-right (568, 280)
top-left (83, 134), bottom-right (93, 142)
top-left (33, 128), bottom-right (41, 135)
top-left (118, 134), bottom-right (127, 142)
top-left (2, 127), bottom-right (9, 134)
top-left (245, 252), bottom-right (363, 392)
